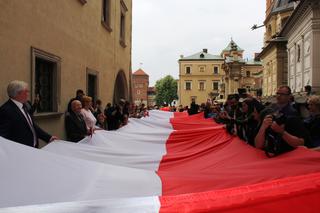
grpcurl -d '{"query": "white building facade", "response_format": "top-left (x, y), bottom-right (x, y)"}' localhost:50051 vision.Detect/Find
top-left (281, 0), bottom-right (320, 93)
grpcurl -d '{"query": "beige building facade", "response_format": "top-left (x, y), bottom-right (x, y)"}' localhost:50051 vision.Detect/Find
top-left (178, 49), bottom-right (225, 106)
top-left (222, 40), bottom-right (263, 96)
top-left (0, 0), bottom-right (132, 140)
top-left (258, 0), bottom-right (294, 96)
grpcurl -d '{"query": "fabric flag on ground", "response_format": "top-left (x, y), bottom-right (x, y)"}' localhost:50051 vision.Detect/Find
top-left (0, 110), bottom-right (320, 212)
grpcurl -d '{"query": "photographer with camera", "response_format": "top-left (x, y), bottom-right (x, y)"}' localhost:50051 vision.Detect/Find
top-left (255, 86), bottom-right (310, 156)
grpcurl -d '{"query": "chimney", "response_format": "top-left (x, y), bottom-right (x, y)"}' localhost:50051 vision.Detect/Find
top-left (203, 49), bottom-right (208, 53)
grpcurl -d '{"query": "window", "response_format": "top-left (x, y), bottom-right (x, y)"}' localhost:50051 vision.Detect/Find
top-left (32, 47), bottom-right (60, 113)
top-left (120, 0), bottom-right (128, 47)
top-left (185, 81), bottom-right (192, 90)
top-left (185, 66), bottom-right (191, 74)
top-left (246, 71), bottom-right (250, 77)
top-left (199, 81), bottom-right (205, 91)
top-left (199, 66), bottom-right (205, 72)
top-left (213, 66), bottom-right (219, 74)
top-left (87, 68), bottom-right (99, 103)
top-left (212, 81), bottom-right (219, 90)
top-left (297, 45), bottom-right (301, 62)
top-left (102, 0), bottom-right (112, 32)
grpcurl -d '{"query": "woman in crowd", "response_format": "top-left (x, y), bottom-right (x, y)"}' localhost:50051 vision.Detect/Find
top-left (96, 112), bottom-right (107, 130)
top-left (304, 95), bottom-right (320, 148)
top-left (93, 99), bottom-right (103, 118)
top-left (219, 98), bottom-right (264, 146)
top-left (81, 96), bottom-right (98, 132)
top-left (237, 98), bottom-right (265, 146)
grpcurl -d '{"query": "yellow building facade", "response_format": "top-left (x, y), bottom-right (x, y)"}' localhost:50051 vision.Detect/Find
top-left (178, 49), bottom-right (225, 106)
top-left (258, 0), bottom-right (294, 96)
top-left (0, 0), bottom-right (132, 141)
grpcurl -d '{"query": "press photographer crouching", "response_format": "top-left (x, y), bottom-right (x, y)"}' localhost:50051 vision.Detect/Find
top-left (255, 86), bottom-right (310, 157)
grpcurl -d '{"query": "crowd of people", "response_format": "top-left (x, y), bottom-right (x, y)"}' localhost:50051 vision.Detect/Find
top-left (1, 80), bottom-right (320, 156)
top-left (170, 85), bottom-right (320, 156)
top-left (65, 89), bottom-right (150, 142)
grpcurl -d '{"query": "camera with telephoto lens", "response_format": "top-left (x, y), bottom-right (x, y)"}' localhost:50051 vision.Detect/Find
top-left (264, 112), bottom-right (287, 157)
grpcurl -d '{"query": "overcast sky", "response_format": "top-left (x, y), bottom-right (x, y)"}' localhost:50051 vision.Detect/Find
top-left (132, 0), bottom-right (266, 86)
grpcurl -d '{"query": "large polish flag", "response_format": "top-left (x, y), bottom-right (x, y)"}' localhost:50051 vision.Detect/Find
top-left (1, 110), bottom-right (320, 212)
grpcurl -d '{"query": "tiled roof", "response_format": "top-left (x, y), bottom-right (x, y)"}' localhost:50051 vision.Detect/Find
top-left (133, 69), bottom-right (149, 76)
top-left (180, 50), bottom-right (223, 61)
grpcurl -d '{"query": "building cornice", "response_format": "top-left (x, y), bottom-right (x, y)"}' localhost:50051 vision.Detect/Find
top-left (179, 59), bottom-right (225, 62)
top-left (256, 37), bottom-right (288, 59)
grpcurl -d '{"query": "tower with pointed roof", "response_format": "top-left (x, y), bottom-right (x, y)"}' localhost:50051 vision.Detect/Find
top-left (222, 39), bottom-right (263, 95)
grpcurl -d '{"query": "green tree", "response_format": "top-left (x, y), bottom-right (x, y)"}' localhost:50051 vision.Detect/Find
top-left (154, 75), bottom-right (178, 106)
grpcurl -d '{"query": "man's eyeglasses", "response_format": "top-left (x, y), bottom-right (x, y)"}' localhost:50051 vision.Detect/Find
top-left (276, 92), bottom-right (290, 96)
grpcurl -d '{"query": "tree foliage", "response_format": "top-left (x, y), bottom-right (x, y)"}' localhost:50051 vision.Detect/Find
top-left (154, 75), bottom-right (178, 106)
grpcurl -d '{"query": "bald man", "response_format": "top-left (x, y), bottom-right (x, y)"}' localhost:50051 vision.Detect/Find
top-left (65, 100), bottom-right (89, 142)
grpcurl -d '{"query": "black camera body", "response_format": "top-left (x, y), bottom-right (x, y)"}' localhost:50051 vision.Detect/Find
top-left (272, 112), bottom-right (286, 125)
top-left (265, 112), bottom-right (287, 157)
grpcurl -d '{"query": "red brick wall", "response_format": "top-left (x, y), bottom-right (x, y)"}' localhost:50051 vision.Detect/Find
top-left (132, 75), bottom-right (149, 104)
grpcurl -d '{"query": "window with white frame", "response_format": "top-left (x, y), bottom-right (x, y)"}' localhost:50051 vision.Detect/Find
top-left (199, 81), bottom-right (205, 91)
top-left (212, 81), bottom-right (219, 91)
top-left (213, 66), bottom-right (219, 74)
top-left (185, 66), bottom-right (191, 74)
top-left (199, 66), bottom-right (205, 72)
top-left (185, 81), bottom-right (192, 90)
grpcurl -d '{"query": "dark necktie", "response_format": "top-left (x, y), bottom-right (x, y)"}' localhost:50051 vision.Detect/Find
top-left (22, 104), bottom-right (33, 126)
top-left (22, 104), bottom-right (37, 146)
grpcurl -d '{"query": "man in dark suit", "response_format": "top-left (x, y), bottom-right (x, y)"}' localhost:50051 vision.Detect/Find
top-left (65, 99), bottom-right (90, 142)
top-left (0, 80), bottom-right (58, 148)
